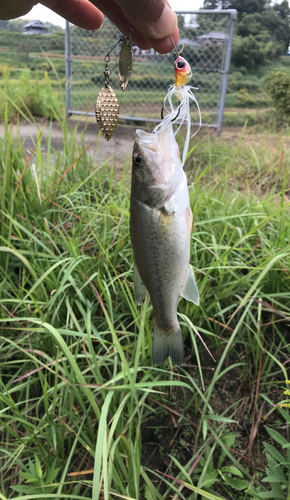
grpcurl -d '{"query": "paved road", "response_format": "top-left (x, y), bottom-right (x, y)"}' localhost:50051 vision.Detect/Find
top-left (0, 118), bottom-right (138, 169)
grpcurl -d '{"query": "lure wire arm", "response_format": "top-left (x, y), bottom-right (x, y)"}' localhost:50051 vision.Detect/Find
top-left (104, 26), bottom-right (134, 62)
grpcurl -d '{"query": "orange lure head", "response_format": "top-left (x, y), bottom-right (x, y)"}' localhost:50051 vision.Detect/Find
top-left (174, 56), bottom-right (192, 87)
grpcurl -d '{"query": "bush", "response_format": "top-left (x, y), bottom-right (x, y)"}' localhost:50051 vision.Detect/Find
top-left (0, 68), bottom-right (60, 119)
top-left (227, 71), bottom-right (264, 92)
top-left (264, 70), bottom-right (290, 123)
top-left (236, 88), bottom-right (271, 107)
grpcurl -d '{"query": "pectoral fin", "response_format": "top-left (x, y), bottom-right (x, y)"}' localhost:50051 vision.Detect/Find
top-left (181, 268), bottom-right (199, 306)
top-left (133, 262), bottom-right (147, 305)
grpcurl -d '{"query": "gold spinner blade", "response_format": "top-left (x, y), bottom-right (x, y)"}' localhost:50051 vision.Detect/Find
top-left (95, 85), bottom-right (119, 141)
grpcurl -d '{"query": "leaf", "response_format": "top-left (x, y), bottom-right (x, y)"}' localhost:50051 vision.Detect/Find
top-left (265, 426), bottom-right (288, 447)
top-left (35, 455), bottom-right (43, 479)
top-left (46, 466), bottom-right (60, 484)
top-left (157, 470), bottom-right (224, 500)
top-left (264, 454), bottom-right (287, 483)
top-left (256, 492), bottom-right (286, 499)
top-left (218, 432), bottom-right (236, 469)
top-left (279, 407), bottom-right (290, 424)
top-left (9, 486), bottom-right (35, 493)
top-left (20, 475), bottom-right (39, 484)
top-left (262, 475), bottom-right (287, 483)
top-left (0, 246), bottom-right (38, 280)
top-left (92, 391), bottom-right (114, 498)
top-left (263, 442), bottom-right (285, 465)
top-left (220, 465), bottom-right (244, 477)
top-left (28, 459), bottom-right (38, 479)
top-left (220, 473), bottom-right (249, 491)
top-left (206, 415), bottom-right (236, 423)
top-left (203, 419), bottom-right (208, 441)
top-left (199, 470), bottom-right (219, 489)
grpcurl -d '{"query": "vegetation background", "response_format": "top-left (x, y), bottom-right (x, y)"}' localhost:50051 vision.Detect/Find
top-left (0, 1), bottom-right (290, 499)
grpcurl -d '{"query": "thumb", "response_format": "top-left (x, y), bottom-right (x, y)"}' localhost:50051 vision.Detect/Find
top-left (114, 0), bottom-right (177, 39)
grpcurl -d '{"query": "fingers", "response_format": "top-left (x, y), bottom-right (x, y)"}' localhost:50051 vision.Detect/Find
top-left (89, 0), bottom-right (153, 49)
top-left (90, 0), bottom-right (178, 53)
top-left (41, 0), bottom-right (104, 30)
top-left (0, 0), bottom-right (37, 19)
top-left (114, 0), bottom-right (177, 39)
top-left (42, 0), bottom-right (179, 53)
top-left (145, 26), bottom-right (179, 54)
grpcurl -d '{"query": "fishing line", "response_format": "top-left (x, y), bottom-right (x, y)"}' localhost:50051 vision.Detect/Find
top-left (169, 34), bottom-right (184, 57)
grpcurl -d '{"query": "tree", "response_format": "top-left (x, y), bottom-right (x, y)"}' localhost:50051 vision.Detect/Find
top-left (228, 0), bottom-right (270, 18)
top-left (237, 13), bottom-right (263, 37)
top-left (273, 0), bottom-right (290, 19)
top-left (201, 0), bottom-right (290, 67)
top-left (261, 7), bottom-right (290, 47)
top-left (14, 40), bottom-right (33, 58)
top-left (231, 35), bottom-right (265, 68)
top-left (203, 0), bottom-right (231, 8)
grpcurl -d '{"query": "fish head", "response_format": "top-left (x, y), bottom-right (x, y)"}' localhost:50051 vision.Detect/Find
top-left (174, 56), bottom-right (192, 87)
top-left (131, 125), bottom-right (182, 207)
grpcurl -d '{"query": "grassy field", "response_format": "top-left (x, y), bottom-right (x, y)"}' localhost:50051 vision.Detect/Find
top-left (0, 109), bottom-right (290, 499)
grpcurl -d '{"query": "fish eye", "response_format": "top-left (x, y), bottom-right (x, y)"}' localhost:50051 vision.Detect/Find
top-left (177, 60), bottom-right (185, 69)
top-left (134, 154), bottom-right (142, 165)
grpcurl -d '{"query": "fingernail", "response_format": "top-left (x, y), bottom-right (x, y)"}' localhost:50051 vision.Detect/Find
top-left (152, 4), bottom-right (177, 38)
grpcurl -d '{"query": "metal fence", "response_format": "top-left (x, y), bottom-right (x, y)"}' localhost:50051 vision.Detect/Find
top-left (65, 9), bottom-right (236, 132)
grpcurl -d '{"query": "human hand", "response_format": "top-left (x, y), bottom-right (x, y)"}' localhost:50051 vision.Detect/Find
top-left (0, 0), bottom-right (179, 54)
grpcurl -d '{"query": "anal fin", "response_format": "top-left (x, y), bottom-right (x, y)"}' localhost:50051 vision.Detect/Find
top-left (181, 268), bottom-right (199, 306)
top-left (133, 262), bottom-right (147, 305)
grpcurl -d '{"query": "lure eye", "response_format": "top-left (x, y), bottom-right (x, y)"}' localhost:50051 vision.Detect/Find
top-left (177, 60), bottom-right (186, 69)
top-left (134, 154), bottom-right (142, 165)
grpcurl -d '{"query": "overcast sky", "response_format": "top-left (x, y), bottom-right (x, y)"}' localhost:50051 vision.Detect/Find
top-left (20, 0), bottom-right (204, 28)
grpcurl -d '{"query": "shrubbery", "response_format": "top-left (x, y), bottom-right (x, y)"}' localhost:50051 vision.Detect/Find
top-left (264, 70), bottom-right (290, 124)
top-left (0, 68), bottom-right (60, 119)
top-left (236, 88), bottom-right (271, 107)
top-left (227, 71), bottom-right (263, 93)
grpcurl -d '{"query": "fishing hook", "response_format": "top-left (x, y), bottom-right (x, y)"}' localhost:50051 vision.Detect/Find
top-left (161, 102), bottom-right (181, 122)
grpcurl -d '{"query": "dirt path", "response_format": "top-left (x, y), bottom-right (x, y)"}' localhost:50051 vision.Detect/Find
top-left (0, 118), bottom-right (138, 168)
top-left (2, 119), bottom-right (290, 172)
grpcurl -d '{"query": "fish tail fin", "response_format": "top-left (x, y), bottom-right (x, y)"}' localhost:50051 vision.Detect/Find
top-left (152, 323), bottom-right (184, 367)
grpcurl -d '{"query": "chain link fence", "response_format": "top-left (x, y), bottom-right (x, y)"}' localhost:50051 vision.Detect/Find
top-left (65, 9), bottom-right (236, 132)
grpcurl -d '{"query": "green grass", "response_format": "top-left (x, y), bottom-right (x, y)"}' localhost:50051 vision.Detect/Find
top-left (0, 110), bottom-right (290, 499)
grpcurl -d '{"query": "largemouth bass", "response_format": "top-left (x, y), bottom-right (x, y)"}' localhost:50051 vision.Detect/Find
top-left (130, 124), bottom-right (199, 366)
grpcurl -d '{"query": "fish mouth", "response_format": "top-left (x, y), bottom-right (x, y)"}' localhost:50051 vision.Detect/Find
top-left (135, 125), bottom-right (174, 154)
top-left (135, 129), bottom-right (158, 152)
